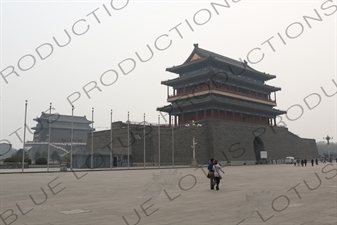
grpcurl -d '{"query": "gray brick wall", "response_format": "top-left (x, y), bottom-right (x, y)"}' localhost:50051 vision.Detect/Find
top-left (86, 120), bottom-right (319, 166)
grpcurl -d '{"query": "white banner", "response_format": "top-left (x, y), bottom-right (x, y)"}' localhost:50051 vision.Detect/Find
top-left (260, 151), bottom-right (267, 159)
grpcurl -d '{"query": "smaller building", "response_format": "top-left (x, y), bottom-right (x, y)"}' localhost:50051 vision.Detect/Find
top-left (26, 112), bottom-right (92, 160)
top-left (31, 112), bottom-right (93, 143)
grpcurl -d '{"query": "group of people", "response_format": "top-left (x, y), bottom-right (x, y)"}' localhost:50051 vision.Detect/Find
top-left (320, 158), bottom-right (335, 163)
top-left (207, 158), bottom-right (225, 190)
top-left (295, 158), bottom-right (337, 166)
top-left (294, 158), bottom-right (318, 166)
top-left (206, 157), bottom-right (336, 190)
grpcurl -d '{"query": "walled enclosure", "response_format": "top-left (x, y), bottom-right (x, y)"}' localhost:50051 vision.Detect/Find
top-left (86, 120), bottom-right (318, 166)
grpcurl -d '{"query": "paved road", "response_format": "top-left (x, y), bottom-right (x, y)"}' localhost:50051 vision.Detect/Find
top-left (0, 163), bottom-right (336, 225)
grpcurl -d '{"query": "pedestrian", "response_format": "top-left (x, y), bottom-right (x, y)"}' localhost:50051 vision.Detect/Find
top-left (208, 158), bottom-right (215, 190)
top-left (213, 159), bottom-right (225, 191)
top-left (311, 159), bottom-right (314, 166)
top-left (301, 159), bottom-right (304, 167)
top-left (304, 159), bottom-right (307, 166)
top-left (294, 160), bottom-right (296, 166)
top-left (315, 158), bottom-right (318, 165)
top-left (297, 158), bottom-right (300, 167)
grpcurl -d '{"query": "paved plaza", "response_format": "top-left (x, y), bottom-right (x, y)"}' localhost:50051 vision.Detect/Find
top-left (0, 163), bottom-right (336, 225)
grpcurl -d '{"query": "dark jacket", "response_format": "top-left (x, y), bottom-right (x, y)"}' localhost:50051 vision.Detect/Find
top-left (208, 162), bottom-right (214, 172)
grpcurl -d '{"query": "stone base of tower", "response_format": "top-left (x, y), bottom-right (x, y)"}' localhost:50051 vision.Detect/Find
top-left (88, 119), bottom-right (319, 168)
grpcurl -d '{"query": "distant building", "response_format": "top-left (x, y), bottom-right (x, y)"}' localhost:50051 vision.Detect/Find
top-left (32, 112), bottom-right (93, 143)
top-left (26, 112), bottom-right (92, 160)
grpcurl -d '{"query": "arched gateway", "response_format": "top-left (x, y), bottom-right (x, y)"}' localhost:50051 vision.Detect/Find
top-left (253, 137), bottom-right (266, 164)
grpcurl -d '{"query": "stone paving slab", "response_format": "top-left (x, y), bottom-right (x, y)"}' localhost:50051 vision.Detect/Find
top-left (0, 163), bottom-right (336, 225)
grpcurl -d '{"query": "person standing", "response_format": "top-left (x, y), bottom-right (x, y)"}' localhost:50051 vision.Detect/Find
top-left (208, 158), bottom-right (215, 190)
top-left (213, 159), bottom-right (225, 191)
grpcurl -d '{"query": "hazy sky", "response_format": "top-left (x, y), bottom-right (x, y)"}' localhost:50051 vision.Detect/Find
top-left (1, 0), bottom-right (336, 149)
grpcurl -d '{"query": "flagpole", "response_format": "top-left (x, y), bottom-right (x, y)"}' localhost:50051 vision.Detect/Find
top-left (22, 100), bottom-right (28, 172)
top-left (47, 102), bottom-right (52, 172)
top-left (70, 105), bottom-right (74, 169)
top-left (158, 115), bottom-right (160, 168)
top-left (127, 111), bottom-right (130, 169)
top-left (91, 107), bottom-right (94, 169)
top-left (143, 113), bottom-right (145, 169)
top-left (172, 117), bottom-right (174, 168)
top-left (110, 109), bottom-right (113, 170)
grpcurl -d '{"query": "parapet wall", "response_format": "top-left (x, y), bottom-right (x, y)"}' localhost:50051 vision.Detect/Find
top-left (87, 119), bottom-right (319, 166)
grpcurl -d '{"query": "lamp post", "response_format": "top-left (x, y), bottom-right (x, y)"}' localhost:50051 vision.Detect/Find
top-left (158, 115), bottom-right (160, 168)
top-left (91, 107), bottom-right (94, 169)
top-left (47, 102), bottom-right (52, 172)
top-left (22, 100), bottom-right (28, 172)
top-left (185, 120), bottom-right (202, 166)
top-left (110, 110), bottom-right (113, 170)
top-left (71, 105), bottom-right (74, 169)
top-left (127, 111), bottom-right (130, 169)
top-left (143, 113), bottom-right (146, 168)
top-left (323, 135), bottom-right (333, 161)
top-left (172, 117), bottom-right (174, 167)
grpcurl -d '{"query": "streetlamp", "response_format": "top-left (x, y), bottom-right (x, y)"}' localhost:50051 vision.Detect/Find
top-left (127, 111), bottom-right (130, 169)
top-left (158, 115), bottom-right (160, 168)
top-left (323, 135), bottom-right (333, 161)
top-left (22, 100), bottom-right (28, 172)
top-left (110, 110), bottom-right (113, 170)
top-left (172, 117), bottom-right (174, 168)
top-left (91, 107), bottom-right (94, 169)
top-left (185, 120), bottom-right (202, 166)
top-left (143, 113), bottom-right (146, 168)
top-left (47, 102), bottom-right (52, 172)
top-left (70, 105), bottom-right (74, 170)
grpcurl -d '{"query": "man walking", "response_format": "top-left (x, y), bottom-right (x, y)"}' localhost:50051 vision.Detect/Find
top-left (208, 158), bottom-right (215, 190)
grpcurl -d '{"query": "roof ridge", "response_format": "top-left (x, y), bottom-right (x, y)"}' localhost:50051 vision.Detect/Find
top-left (196, 47), bottom-right (243, 65)
top-left (42, 112), bottom-right (87, 118)
top-left (195, 46), bottom-right (274, 77)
